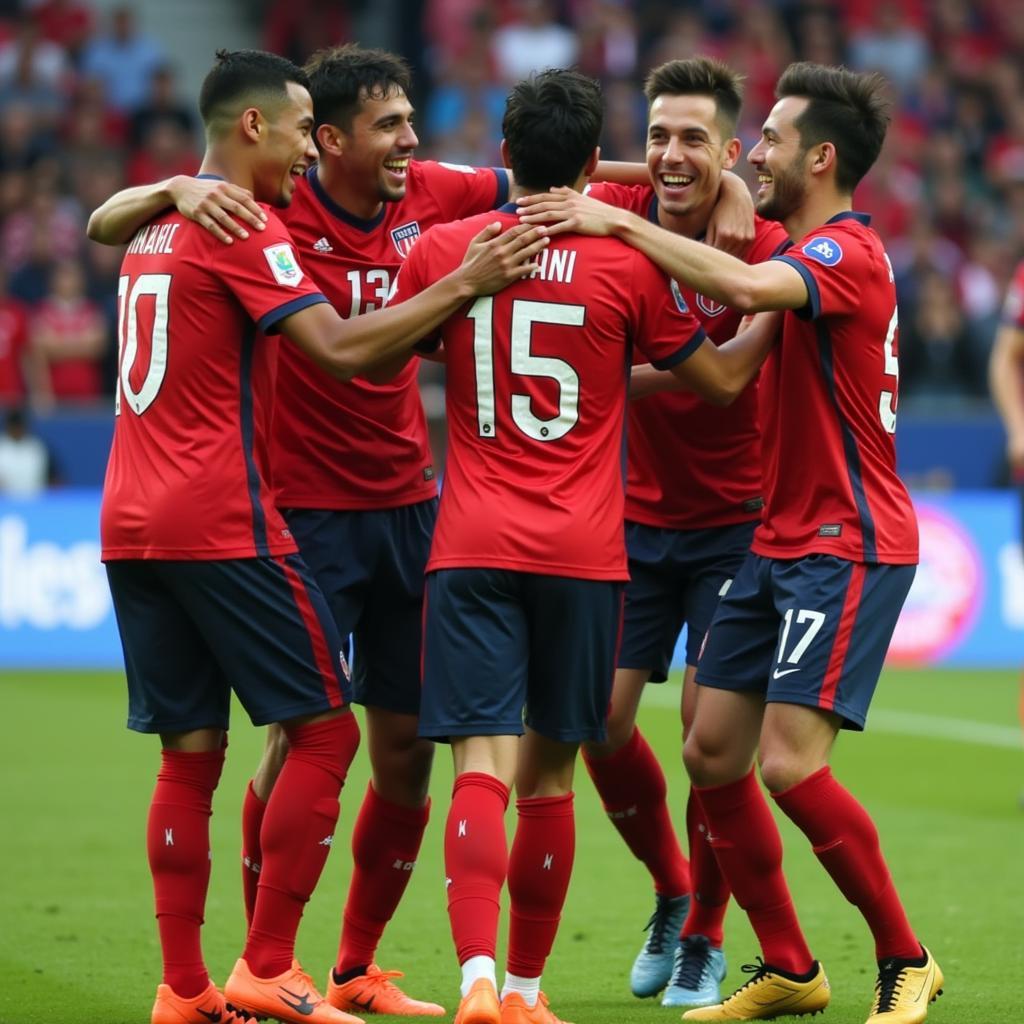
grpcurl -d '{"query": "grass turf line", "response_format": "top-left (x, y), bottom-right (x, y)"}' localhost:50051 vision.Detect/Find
top-left (0, 668), bottom-right (1020, 1023)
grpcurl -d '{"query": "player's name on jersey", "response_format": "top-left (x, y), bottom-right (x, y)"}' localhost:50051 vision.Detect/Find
top-left (528, 245), bottom-right (577, 284)
top-left (125, 222), bottom-right (182, 256)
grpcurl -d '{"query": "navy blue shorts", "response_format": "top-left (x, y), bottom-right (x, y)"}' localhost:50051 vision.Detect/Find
top-left (284, 499), bottom-right (437, 716)
top-left (619, 520), bottom-right (756, 681)
top-left (106, 555), bottom-right (350, 734)
top-left (419, 568), bottom-right (625, 743)
top-left (696, 553), bottom-right (915, 730)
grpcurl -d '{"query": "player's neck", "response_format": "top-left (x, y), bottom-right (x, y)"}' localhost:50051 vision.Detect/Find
top-left (782, 189), bottom-right (852, 242)
top-left (508, 172), bottom-right (588, 205)
top-left (199, 150), bottom-right (253, 194)
top-left (655, 195), bottom-right (716, 242)
top-left (317, 159), bottom-right (385, 221)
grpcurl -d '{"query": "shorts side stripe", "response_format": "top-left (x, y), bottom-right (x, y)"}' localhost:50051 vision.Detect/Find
top-left (277, 556), bottom-right (344, 710)
top-left (818, 562), bottom-right (866, 713)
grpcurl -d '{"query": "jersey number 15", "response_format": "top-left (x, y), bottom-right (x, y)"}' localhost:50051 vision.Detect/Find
top-left (468, 297), bottom-right (584, 442)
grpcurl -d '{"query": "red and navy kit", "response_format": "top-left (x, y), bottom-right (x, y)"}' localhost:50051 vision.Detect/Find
top-left (272, 160), bottom-right (509, 510)
top-left (760, 212), bottom-right (918, 564)
top-left (101, 206), bottom-right (327, 561)
top-left (697, 213), bottom-right (918, 728)
top-left (389, 208), bottom-right (707, 581)
top-left (102, 199), bottom-right (349, 732)
top-left (587, 182), bottom-right (788, 529)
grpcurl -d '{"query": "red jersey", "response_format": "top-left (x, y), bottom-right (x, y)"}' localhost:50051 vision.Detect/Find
top-left (0, 297), bottom-right (29, 402)
top-left (760, 212), bottom-right (917, 564)
top-left (271, 160), bottom-right (509, 510)
top-left (101, 203), bottom-right (327, 560)
top-left (390, 208), bottom-right (707, 580)
top-left (588, 182), bottom-right (788, 528)
top-left (1003, 260), bottom-right (1024, 330)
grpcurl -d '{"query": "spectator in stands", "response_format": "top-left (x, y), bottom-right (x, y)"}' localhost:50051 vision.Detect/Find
top-left (0, 406), bottom-right (53, 496)
top-left (81, 5), bottom-right (165, 113)
top-left (491, 0), bottom-right (578, 83)
top-left (30, 259), bottom-right (106, 406)
top-left (263, 0), bottom-right (349, 66)
top-left (125, 118), bottom-right (199, 187)
top-left (902, 270), bottom-right (987, 404)
top-left (128, 64), bottom-right (196, 148)
top-left (0, 267), bottom-right (37, 406)
top-left (32, 0), bottom-right (94, 65)
top-left (0, 17), bottom-right (67, 125)
top-left (849, 7), bottom-right (928, 96)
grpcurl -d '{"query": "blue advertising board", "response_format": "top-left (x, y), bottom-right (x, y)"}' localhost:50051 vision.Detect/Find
top-left (0, 490), bottom-right (1020, 669)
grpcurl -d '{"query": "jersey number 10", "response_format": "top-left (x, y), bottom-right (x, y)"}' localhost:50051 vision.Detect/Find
top-left (115, 273), bottom-right (171, 417)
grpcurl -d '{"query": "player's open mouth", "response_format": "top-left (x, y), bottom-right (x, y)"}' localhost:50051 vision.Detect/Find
top-left (384, 158), bottom-right (410, 181)
top-left (660, 173), bottom-right (695, 192)
top-left (757, 173), bottom-right (772, 195)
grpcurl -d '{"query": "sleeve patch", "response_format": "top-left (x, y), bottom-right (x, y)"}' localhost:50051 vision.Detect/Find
top-left (801, 236), bottom-right (843, 266)
top-left (263, 243), bottom-right (304, 287)
top-left (670, 278), bottom-right (690, 313)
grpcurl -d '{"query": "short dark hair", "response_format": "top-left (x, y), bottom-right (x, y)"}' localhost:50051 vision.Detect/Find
top-left (776, 61), bottom-right (891, 192)
top-left (502, 70), bottom-right (603, 192)
top-left (198, 49), bottom-right (308, 135)
top-left (643, 57), bottom-right (745, 137)
top-left (304, 44), bottom-right (412, 133)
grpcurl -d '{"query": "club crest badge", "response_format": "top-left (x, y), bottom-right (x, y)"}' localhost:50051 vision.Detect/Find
top-left (696, 293), bottom-right (726, 317)
top-left (391, 221), bottom-right (422, 258)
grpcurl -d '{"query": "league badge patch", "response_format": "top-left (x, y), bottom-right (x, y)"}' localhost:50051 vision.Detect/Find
top-left (802, 236), bottom-right (843, 266)
top-left (670, 278), bottom-right (690, 313)
top-left (263, 243), bottom-right (304, 286)
top-left (391, 221), bottom-right (422, 258)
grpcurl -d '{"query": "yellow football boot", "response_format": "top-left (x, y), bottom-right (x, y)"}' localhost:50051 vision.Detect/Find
top-left (682, 959), bottom-right (830, 1021)
top-left (865, 947), bottom-right (943, 1024)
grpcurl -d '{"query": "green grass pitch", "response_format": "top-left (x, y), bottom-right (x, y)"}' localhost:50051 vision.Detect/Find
top-left (1, 667), bottom-right (1021, 1024)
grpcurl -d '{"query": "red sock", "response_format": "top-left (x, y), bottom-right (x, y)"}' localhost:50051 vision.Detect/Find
top-left (445, 772), bottom-right (510, 964)
top-left (583, 728), bottom-right (690, 896)
top-left (336, 784), bottom-right (431, 974)
top-left (681, 789), bottom-right (729, 946)
top-left (506, 793), bottom-right (575, 978)
top-left (695, 770), bottom-right (813, 974)
top-left (773, 767), bottom-right (920, 961)
top-left (241, 781), bottom-right (266, 930)
top-left (244, 713), bottom-right (360, 978)
top-left (147, 746), bottom-right (225, 998)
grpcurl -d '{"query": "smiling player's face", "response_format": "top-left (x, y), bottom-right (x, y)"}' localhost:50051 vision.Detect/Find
top-left (338, 88), bottom-right (419, 205)
top-left (646, 93), bottom-right (738, 222)
top-left (255, 81), bottom-right (318, 208)
top-left (748, 96), bottom-right (810, 223)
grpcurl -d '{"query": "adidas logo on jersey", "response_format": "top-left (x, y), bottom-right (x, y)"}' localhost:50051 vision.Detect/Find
top-left (313, 237), bottom-right (333, 253)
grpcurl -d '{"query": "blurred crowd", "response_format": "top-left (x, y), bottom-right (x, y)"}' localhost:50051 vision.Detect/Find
top-left (2, 0), bottom-right (1022, 436)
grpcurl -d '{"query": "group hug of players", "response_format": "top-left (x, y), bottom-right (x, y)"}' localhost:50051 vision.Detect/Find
top-left (89, 39), bottom-right (946, 1024)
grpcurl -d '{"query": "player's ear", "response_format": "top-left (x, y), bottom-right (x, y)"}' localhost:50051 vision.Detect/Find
top-left (722, 136), bottom-right (741, 170)
top-left (810, 141), bottom-right (836, 177)
top-left (317, 123), bottom-right (344, 157)
top-left (499, 138), bottom-right (513, 171)
top-left (240, 106), bottom-right (263, 143)
top-left (582, 146), bottom-right (600, 178)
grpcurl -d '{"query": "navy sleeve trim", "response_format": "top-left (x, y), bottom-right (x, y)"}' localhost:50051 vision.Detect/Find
top-left (413, 332), bottom-right (443, 354)
top-left (257, 292), bottom-right (329, 334)
top-left (651, 326), bottom-right (707, 370)
top-left (772, 254), bottom-right (820, 320)
top-left (492, 168), bottom-right (511, 209)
